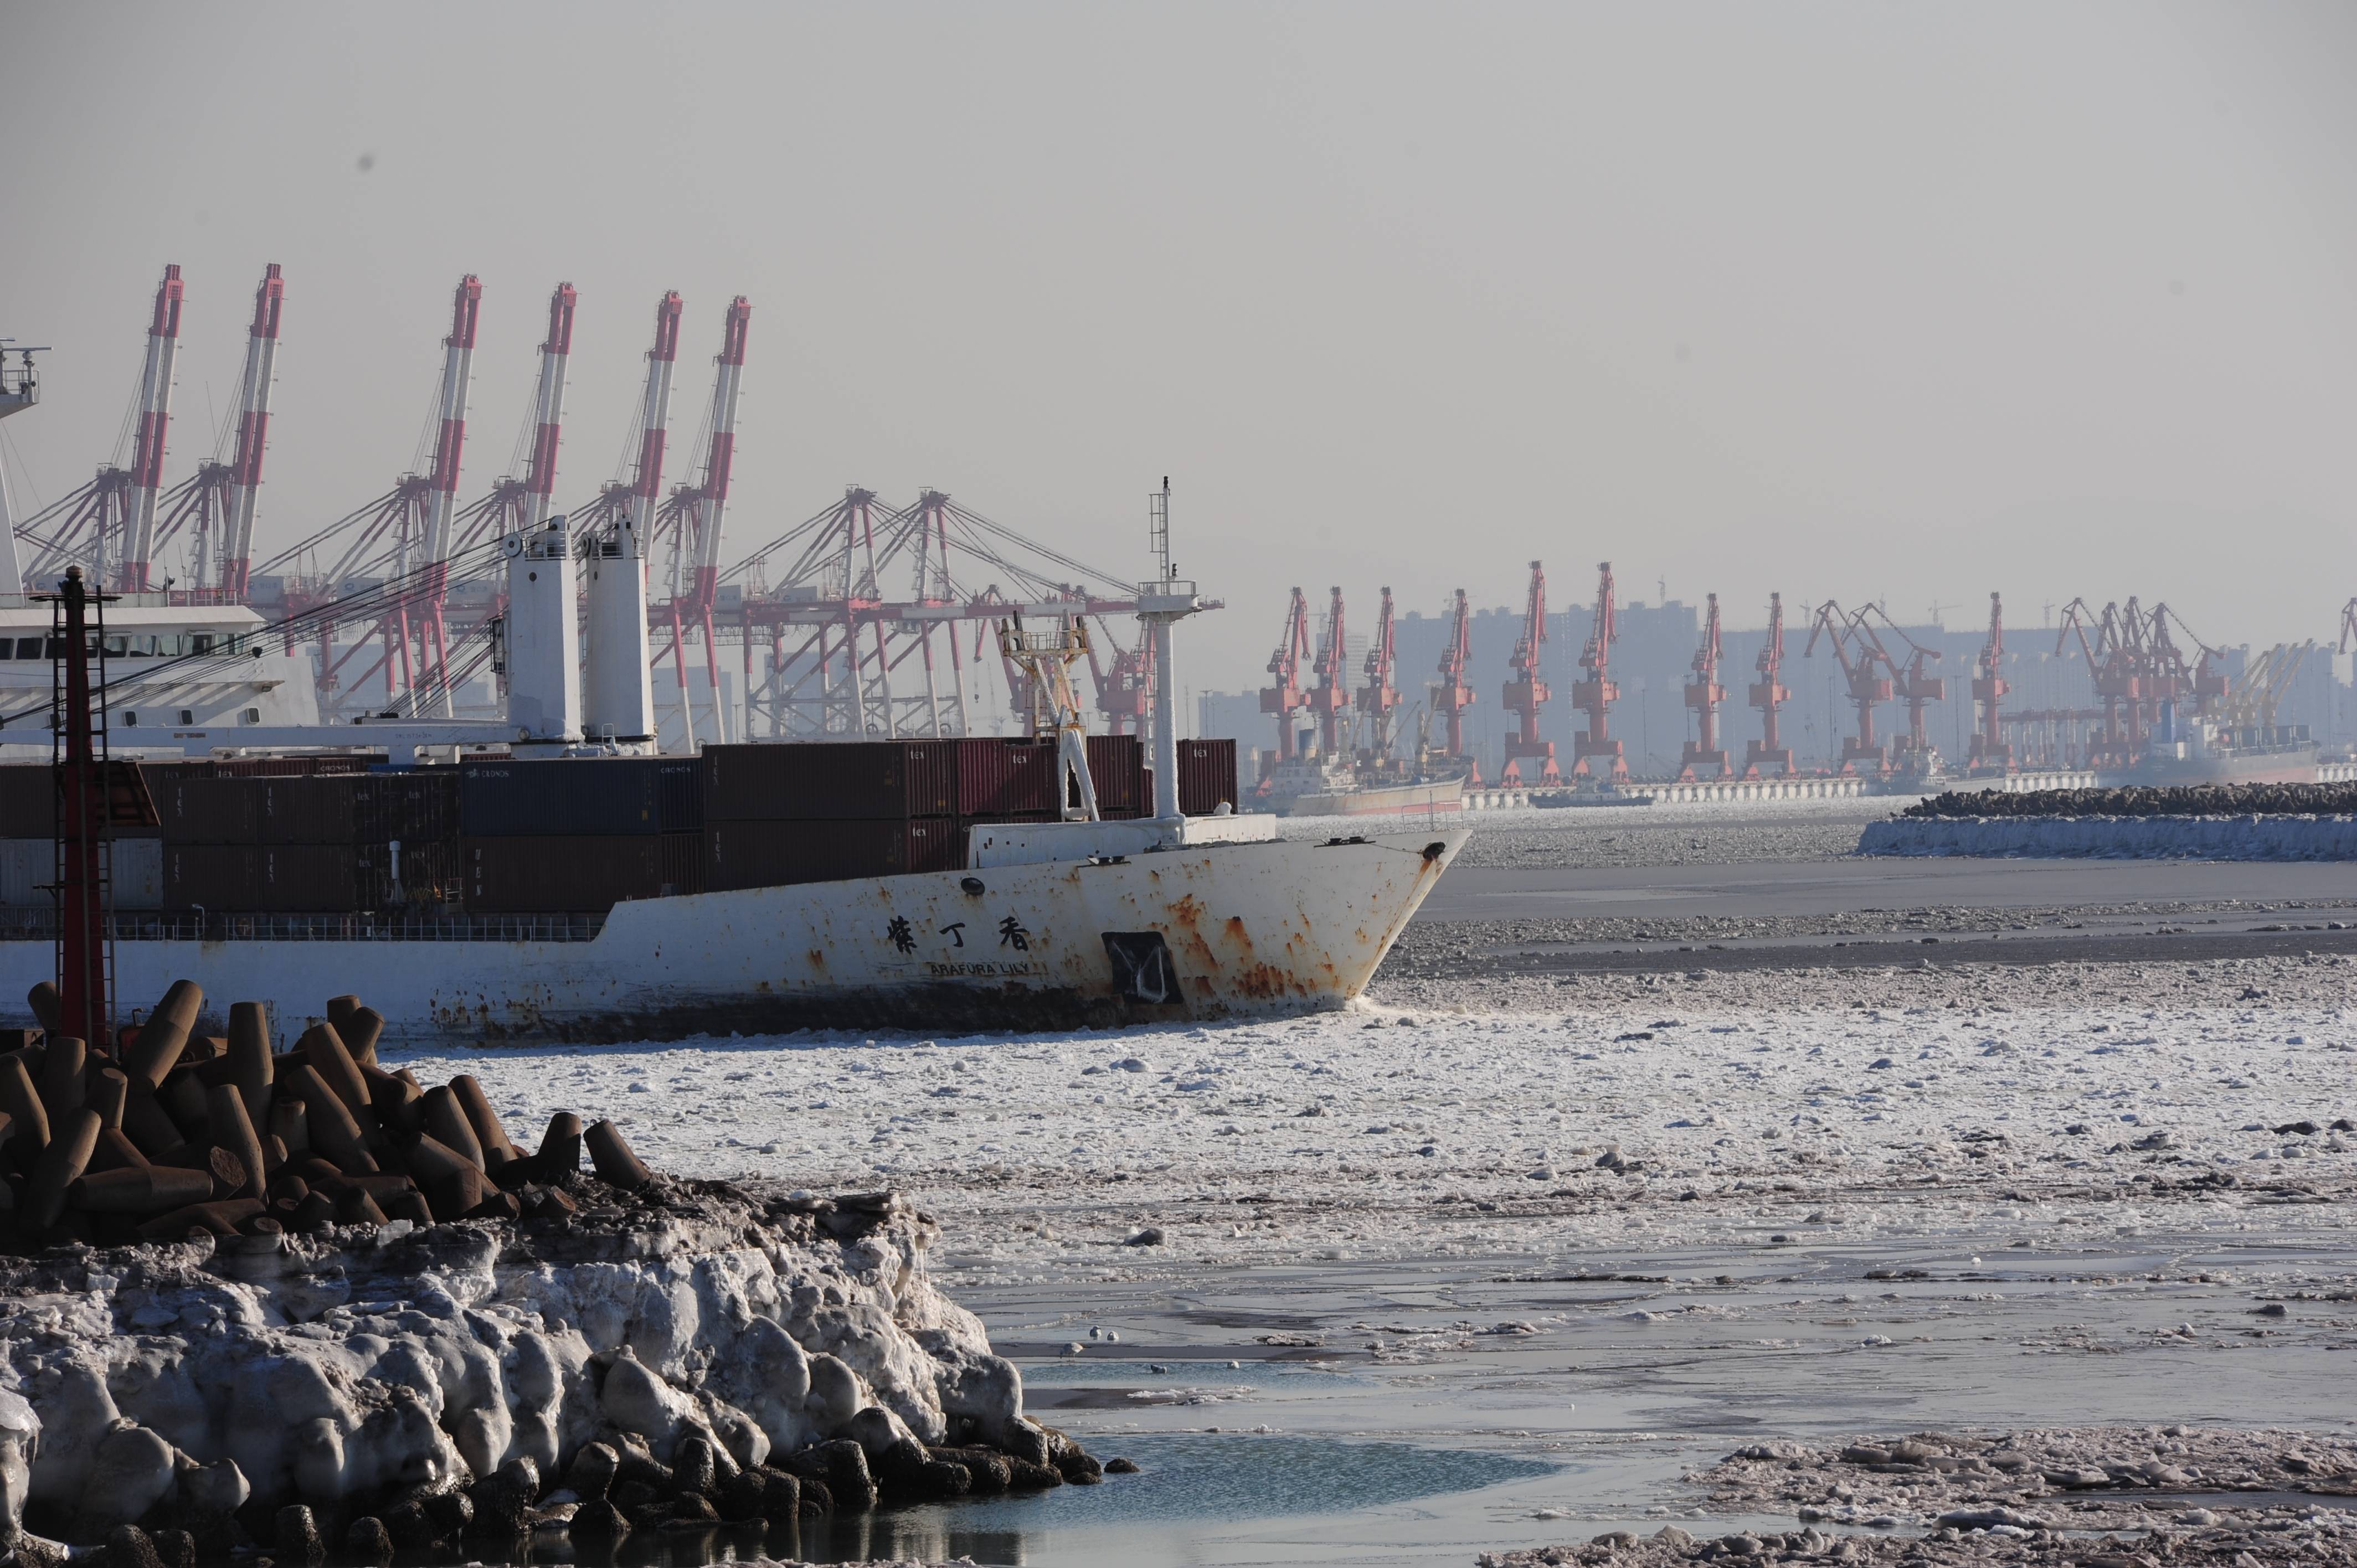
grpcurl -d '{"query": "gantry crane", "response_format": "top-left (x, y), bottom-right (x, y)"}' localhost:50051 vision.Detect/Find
top-left (652, 297), bottom-right (750, 749)
top-left (1430, 587), bottom-right (1479, 784)
top-left (1308, 586), bottom-right (1352, 756)
top-left (1568, 560), bottom-right (1624, 780)
top-left (1259, 586), bottom-right (1311, 777)
top-left (1356, 585), bottom-right (1401, 763)
top-left (1743, 591), bottom-right (1794, 777)
top-left (1679, 591), bottom-right (1730, 780)
top-left (1858, 604), bottom-right (1945, 778)
top-left (1500, 560), bottom-right (1560, 785)
top-left (1806, 600), bottom-right (1897, 775)
top-left (1967, 591), bottom-right (2011, 774)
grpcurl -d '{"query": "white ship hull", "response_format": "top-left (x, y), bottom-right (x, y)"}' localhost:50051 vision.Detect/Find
top-left (0, 828), bottom-right (1466, 1045)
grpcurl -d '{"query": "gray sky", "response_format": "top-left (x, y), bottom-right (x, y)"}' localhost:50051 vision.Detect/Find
top-left (3, 2), bottom-right (2353, 693)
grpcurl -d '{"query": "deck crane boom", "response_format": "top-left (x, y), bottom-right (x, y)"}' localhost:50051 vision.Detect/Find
top-left (121, 263), bottom-right (186, 590)
top-left (1258, 586), bottom-right (1312, 776)
top-left (218, 263), bottom-right (285, 600)
top-left (1743, 591), bottom-right (1794, 777)
top-left (1309, 586), bottom-right (1351, 756)
top-left (1967, 591), bottom-right (2010, 773)
top-left (1568, 560), bottom-right (1624, 780)
top-left (1356, 585), bottom-right (1401, 760)
top-left (1431, 588), bottom-right (1478, 783)
top-left (1499, 560), bottom-right (1558, 785)
top-left (1679, 591), bottom-right (1730, 780)
top-left (1805, 600), bottom-right (1897, 775)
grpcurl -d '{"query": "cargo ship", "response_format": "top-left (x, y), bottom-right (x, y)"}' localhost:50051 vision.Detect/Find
top-left (1, 533), bottom-right (1466, 1044)
top-left (1257, 752), bottom-right (1467, 818)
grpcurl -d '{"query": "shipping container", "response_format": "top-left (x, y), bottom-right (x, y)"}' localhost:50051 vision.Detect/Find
top-left (257, 777), bottom-right (359, 844)
top-left (0, 767), bottom-right (50, 834)
top-left (702, 816), bottom-right (962, 890)
top-left (952, 737), bottom-right (1063, 816)
top-left (1177, 739), bottom-right (1239, 815)
top-left (655, 759), bottom-right (705, 833)
top-left (658, 831), bottom-right (705, 897)
top-left (1083, 735), bottom-right (1145, 812)
top-left (462, 835), bottom-right (666, 913)
top-left (460, 758), bottom-right (692, 836)
top-left (355, 771), bottom-right (462, 844)
top-left (157, 776), bottom-right (263, 844)
top-left (703, 741), bottom-right (960, 822)
top-left (353, 839), bottom-right (462, 909)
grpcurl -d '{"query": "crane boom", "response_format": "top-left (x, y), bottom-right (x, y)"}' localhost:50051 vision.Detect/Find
top-left (220, 262), bottom-right (285, 600)
top-left (1743, 591), bottom-right (1794, 777)
top-left (121, 262), bottom-right (186, 589)
top-left (626, 291), bottom-right (685, 539)
top-left (523, 282), bottom-right (577, 515)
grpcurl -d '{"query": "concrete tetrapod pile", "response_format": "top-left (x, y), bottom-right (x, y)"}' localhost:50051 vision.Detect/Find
top-left (0, 979), bottom-right (1105, 1568)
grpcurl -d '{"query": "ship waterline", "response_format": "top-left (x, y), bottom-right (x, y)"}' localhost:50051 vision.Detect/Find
top-left (0, 827), bottom-right (1465, 1043)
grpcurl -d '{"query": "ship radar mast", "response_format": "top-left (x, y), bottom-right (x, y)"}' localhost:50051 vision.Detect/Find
top-left (1138, 477), bottom-right (1209, 822)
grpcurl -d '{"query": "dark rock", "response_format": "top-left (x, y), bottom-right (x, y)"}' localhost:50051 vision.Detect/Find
top-left (417, 1489), bottom-right (472, 1542)
top-left (1104, 1456), bottom-right (1141, 1474)
top-left (377, 1498), bottom-right (434, 1551)
top-left (793, 1474), bottom-right (832, 1517)
top-left (1004, 1456), bottom-right (1065, 1490)
top-left (930, 1445), bottom-right (1014, 1493)
top-left (672, 1435), bottom-right (718, 1498)
top-left (102, 1525), bottom-right (166, 1568)
top-left (146, 1530), bottom-right (194, 1568)
top-left (716, 1468), bottom-right (767, 1524)
top-left (1041, 1425), bottom-right (1104, 1484)
top-left (567, 1441), bottom-right (621, 1501)
top-left (468, 1456), bottom-right (539, 1536)
top-left (568, 1499), bottom-right (630, 1538)
top-left (272, 1505), bottom-right (325, 1568)
top-left (2273, 1121), bottom-right (2319, 1137)
top-left (666, 1495), bottom-right (720, 1528)
top-left (779, 1441), bottom-right (874, 1512)
top-left (872, 1439), bottom-right (970, 1502)
top-left (342, 1517), bottom-right (393, 1566)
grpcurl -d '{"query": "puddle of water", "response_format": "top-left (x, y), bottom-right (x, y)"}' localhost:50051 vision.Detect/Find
top-left (1021, 1357), bottom-right (1370, 1388)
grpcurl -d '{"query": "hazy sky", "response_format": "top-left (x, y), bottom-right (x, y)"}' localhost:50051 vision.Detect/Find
top-left (3, 2), bottom-right (2352, 693)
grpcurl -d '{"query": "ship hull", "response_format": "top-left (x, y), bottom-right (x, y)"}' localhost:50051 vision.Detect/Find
top-left (2100, 743), bottom-right (2320, 788)
top-left (1269, 779), bottom-right (1466, 818)
top-left (0, 829), bottom-right (1466, 1044)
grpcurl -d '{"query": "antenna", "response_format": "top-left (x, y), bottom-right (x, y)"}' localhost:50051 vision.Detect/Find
top-left (1149, 475), bottom-right (1171, 584)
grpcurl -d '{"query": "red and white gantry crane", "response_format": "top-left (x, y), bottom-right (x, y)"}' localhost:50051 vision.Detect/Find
top-left (121, 263), bottom-right (186, 590)
top-left (1356, 585), bottom-right (1400, 762)
top-left (652, 296), bottom-right (750, 750)
top-left (1431, 588), bottom-right (1478, 783)
top-left (1967, 592), bottom-right (2011, 774)
top-left (1680, 591), bottom-right (1730, 780)
top-left (1569, 561), bottom-right (1624, 780)
top-left (1743, 591), bottom-right (1794, 777)
top-left (1259, 586), bottom-right (1312, 777)
top-left (1309, 586), bottom-right (1351, 756)
top-left (1499, 560), bottom-right (1558, 785)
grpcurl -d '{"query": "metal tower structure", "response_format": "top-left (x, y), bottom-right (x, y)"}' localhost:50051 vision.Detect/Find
top-left (1805, 600), bottom-right (1897, 775)
top-left (1859, 605), bottom-right (1945, 777)
top-left (1499, 560), bottom-right (1558, 785)
top-left (1743, 591), bottom-right (1794, 777)
top-left (650, 297), bottom-right (748, 750)
top-left (218, 263), bottom-right (284, 599)
top-left (1430, 588), bottom-right (1478, 782)
top-left (1308, 586), bottom-right (1351, 756)
top-left (120, 264), bottom-right (186, 590)
top-left (1967, 591), bottom-right (2011, 773)
top-left (1568, 560), bottom-right (1624, 780)
top-left (1356, 585), bottom-right (1401, 760)
top-left (1679, 591), bottom-right (1730, 780)
top-left (1259, 586), bottom-right (1312, 773)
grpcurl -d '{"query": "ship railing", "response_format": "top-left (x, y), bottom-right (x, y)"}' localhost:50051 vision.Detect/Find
top-left (0, 910), bottom-right (607, 943)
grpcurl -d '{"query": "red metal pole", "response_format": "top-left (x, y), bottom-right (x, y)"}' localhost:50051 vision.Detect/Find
top-left (52, 566), bottom-right (111, 1046)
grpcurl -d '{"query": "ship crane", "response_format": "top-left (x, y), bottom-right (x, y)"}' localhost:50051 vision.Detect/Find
top-left (2340, 599), bottom-right (2357, 657)
top-left (138, 264), bottom-right (286, 599)
top-left (1258, 586), bottom-right (1311, 776)
top-left (1308, 586), bottom-right (1351, 756)
top-left (1679, 591), bottom-right (1730, 780)
top-left (1568, 560), bottom-right (1623, 780)
top-left (14, 265), bottom-right (184, 592)
top-left (1356, 585), bottom-right (1401, 762)
top-left (1430, 587), bottom-right (1479, 785)
top-left (1500, 560), bottom-right (1559, 785)
top-left (1967, 591), bottom-right (2011, 773)
top-left (1743, 591), bottom-right (1794, 777)
top-left (1857, 604), bottom-right (1945, 779)
top-left (1805, 600), bottom-right (1897, 776)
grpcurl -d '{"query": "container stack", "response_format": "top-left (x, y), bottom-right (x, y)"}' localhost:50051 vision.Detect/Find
top-left (458, 757), bottom-right (704, 912)
top-left (701, 737), bottom-right (1068, 888)
top-left (158, 770), bottom-right (461, 913)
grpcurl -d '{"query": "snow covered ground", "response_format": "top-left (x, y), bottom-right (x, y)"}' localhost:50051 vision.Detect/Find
top-left (1861, 814), bottom-right (2357, 860)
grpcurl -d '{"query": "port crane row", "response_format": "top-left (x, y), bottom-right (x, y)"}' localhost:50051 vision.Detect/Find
top-left (3, 265), bottom-right (1174, 749)
top-left (1255, 566), bottom-right (2309, 787)
top-left (6, 265), bottom-right (2329, 774)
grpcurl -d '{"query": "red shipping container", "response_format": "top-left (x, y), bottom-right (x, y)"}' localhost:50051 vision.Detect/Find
top-left (658, 831), bottom-right (704, 896)
top-left (702, 817), bottom-right (962, 890)
top-left (462, 835), bottom-right (665, 914)
top-left (257, 777), bottom-right (359, 844)
top-left (703, 741), bottom-right (959, 821)
top-left (1082, 735), bottom-right (1145, 812)
top-left (1177, 739), bottom-right (1238, 815)
top-left (158, 777), bottom-right (263, 844)
top-left (951, 737), bottom-right (1063, 816)
top-left (165, 844), bottom-right (363, 911)
top-left (163, 844), bottom-right (257, 910)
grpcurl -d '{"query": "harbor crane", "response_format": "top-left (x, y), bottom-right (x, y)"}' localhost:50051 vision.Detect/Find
top-left (1431, 588), bottom-right (1479, 784)
top-left (1568, 560), bottom-right (1625, 780)
top-left (1857, 604), bottom-right (1945, 777)
top-left (1259, 586), bottom-right (1312, 774)
top-left (651, 296), bottom-right (750, 749)
top-left (1743, 591), bottom-right (1794, 777)
top-left (1308, 586), bottom-right (1352, 756)
top-left (1679, 591), bottom-right (1730, 780)
top-left (1967, 592), bottom-right (2011, 773)
top-left (1805, 600), bottom-right (1897, 775)
top-left (1356, 585), bottom-right (1401, 760)
top-left (1499, 560), bottom-right (1559, 785)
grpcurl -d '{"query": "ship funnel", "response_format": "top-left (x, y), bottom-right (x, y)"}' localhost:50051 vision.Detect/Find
top-left (583, 514), bottom-right (656, 749)
top-left (505, 515), bottom-right (584, 749)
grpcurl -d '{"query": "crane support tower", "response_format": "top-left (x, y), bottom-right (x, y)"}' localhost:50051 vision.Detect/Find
top-left (1431, 588), bottom-right (1479, 785)
top-left (1356, 585), bottom-right (1401, 761)
top-left (1259, 586), bottom-right (1311, 776)
top-left (1859, 604), bottom-right (1946, 779)
top-left (1568, 560), bottom-right (1625, 780)
top-left (1805, 600), bottom-right (1896, 776)
top-left (1743, 591), bottom-right (1794, 777)
top-left (1967, 591), bottom-right (2011, 773)
top-left (1679, 591), bottom-right (1731, 780)
top-left (217, 264), bottom-right (285, 600)
top-left (1499, 560), bottom-right (1559, 785)
top-left (1309, 586), bottom-right (1351, 756)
